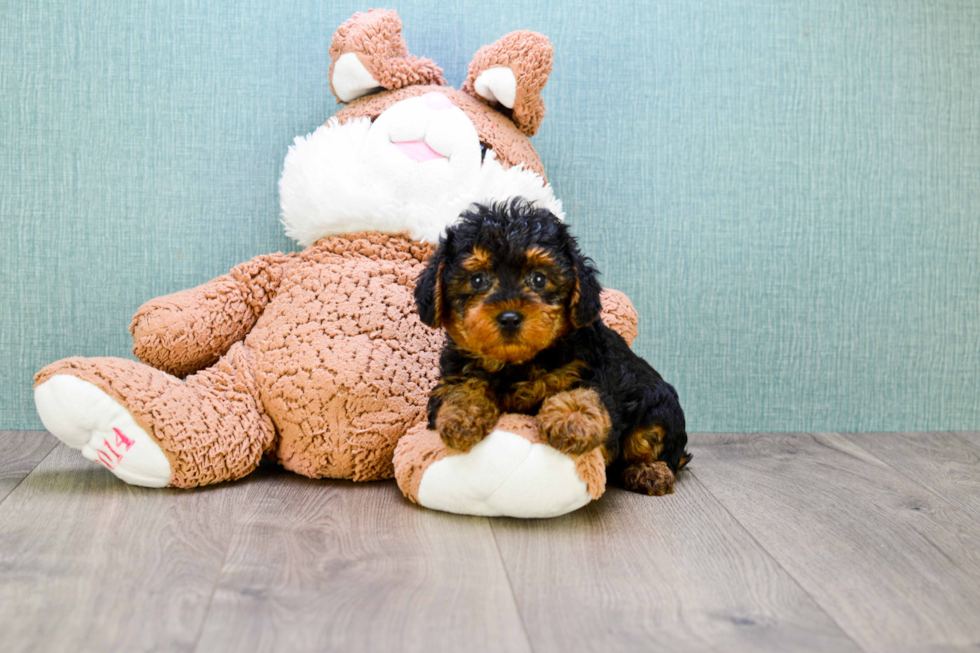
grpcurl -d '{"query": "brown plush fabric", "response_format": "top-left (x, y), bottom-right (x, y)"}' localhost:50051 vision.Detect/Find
top-left (598, 289), bottom-right (639, 347)
top-left (332, 85), bottom-right (547, 181)
top-left (393, 422), bottom-right (462, 504)
top-left (246, 233), bottom-right (439, 482)
top-left (462, 31), bottom-right (553, 137)
top-left (393, 413), bottom-right (606, 505)
top-left (328, 9), bottom-right (445, 102)
top-left (130, 253), bottom-right (297, 378)
top-left (34, 12), bottom-right (638, 493)
top-left (36, 231), bottom-right (637, 488)
top-left (575, 440), bottom-right (608, 500)
top-left (34, 343), bottom-right (276, 489)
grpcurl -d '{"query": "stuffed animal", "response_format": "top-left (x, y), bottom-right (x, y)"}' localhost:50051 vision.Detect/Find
top-left (33, 9), bottom-right (638, 516)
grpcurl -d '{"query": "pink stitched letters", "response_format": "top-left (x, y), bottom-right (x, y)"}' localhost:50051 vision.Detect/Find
top-left (113, 427), bottom-right (135, 449)
top-left (95, 428), bottom-right (135, 470)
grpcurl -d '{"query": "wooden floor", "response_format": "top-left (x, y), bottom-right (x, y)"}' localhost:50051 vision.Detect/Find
top-left (1, 431), bottom-right (979, 652)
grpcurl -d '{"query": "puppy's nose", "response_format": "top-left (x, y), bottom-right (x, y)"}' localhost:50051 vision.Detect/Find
top-left (496, 311), bottom-right (524, 331)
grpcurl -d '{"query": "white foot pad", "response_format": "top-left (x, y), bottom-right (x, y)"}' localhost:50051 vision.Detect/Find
top-left (34, 375), bottom-right (172, 488)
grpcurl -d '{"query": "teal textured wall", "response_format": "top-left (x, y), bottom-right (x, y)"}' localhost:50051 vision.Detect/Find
top-left (2, 0), bottom-right (978, 431)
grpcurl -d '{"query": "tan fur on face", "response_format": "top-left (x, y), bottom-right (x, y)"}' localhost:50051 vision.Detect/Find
top-left (462, 247), bottom-right (494, 271)
top-left (524, 247), bottom-right (556, 270)
top-left (446, 296), bottom-right (569, 368)
top-left (538, 388), bottom-right (611, 455)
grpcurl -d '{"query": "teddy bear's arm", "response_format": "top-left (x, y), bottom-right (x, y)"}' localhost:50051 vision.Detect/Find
top-left (599, 288), bottom-right (639, 346)
top-left (129, 252), bottom-right (296, 378)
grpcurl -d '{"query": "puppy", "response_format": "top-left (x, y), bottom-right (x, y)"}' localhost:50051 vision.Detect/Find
top-left (414, 199), bottom-right (691, 496)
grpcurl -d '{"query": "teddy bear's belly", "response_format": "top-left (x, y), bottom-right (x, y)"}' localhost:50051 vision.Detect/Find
top-left (242, 254), bottom-right (442, 481)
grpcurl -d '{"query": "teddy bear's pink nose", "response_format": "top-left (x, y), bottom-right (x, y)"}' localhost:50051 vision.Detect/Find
top-left (423, 92), bottom-right (454, 110)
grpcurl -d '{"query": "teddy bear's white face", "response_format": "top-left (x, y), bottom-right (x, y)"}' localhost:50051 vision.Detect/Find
top-left (361, 92), bottom-right (485, 209)
top-left (279, 93), bottom-right (563, 247)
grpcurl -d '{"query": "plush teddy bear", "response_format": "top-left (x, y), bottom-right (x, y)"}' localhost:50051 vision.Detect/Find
top-left (33, 10), bottom-right (638, 516)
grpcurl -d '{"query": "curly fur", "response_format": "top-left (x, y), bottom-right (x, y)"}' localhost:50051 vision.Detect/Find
top-left (415, 199), bottom-right (692, 494)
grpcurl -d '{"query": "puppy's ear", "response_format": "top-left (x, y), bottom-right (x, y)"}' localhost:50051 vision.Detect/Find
top-left (414, 239), bottom-right (450, 328)
top-left (567, 240), bottom-right (603, 329)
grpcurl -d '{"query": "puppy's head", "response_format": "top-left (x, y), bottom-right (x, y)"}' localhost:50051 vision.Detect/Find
top-left (415, 198), bottom-right (602, 368)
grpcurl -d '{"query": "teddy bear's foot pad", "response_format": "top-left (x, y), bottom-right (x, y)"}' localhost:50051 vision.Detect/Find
top-left (418, 429), bottom-right (593, 518)
top-left (34, 375), bottom-right (171, 487)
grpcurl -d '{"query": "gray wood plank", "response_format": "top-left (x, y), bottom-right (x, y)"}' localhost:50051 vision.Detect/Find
top-left (194, 469), bottom-right (532, 653)
top-left (953, 431), bottom-right (980, 450)
top-left (0, 431), bottom-right (56, 505)
top-left (490, 476), bottom-right (862, 653)
top-left (843, 432), bottom-right (980, 522)
top-left (692, 432), bottom-right (980, 653)
top-left (0, 443), bottom-right (247, 653)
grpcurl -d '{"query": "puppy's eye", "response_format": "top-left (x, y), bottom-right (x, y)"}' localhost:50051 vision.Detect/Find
top-left (470, 273), bottom-right (491, 291)
top-left (528, 271), bottom-right (547, 291)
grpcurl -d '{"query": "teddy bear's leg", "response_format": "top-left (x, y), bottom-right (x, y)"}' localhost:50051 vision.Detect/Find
top-left (34, 342), bottom-right (276, 488)
top-left (393, 415), bottom-right (606, 518)
top-left (35, 374), bottom-right (172, 487)
top-left (268, 324), bottom-right (439, 483)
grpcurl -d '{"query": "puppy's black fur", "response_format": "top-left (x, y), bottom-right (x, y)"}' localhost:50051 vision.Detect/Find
top-left (415, 198), bottom-right (691, 495)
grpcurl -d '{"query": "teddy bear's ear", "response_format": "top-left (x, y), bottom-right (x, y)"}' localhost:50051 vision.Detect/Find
top-left (328, 9), bottom-right (446, 104)
top-left (461, 31), bottom-right (553, 136)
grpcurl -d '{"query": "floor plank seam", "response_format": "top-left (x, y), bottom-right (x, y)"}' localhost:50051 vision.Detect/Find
top-left (686, 468), bottom-right (873, 653)
top-left (837, 432), bottom-right (980, 527)
top-left (189, 508), bottom-right (238, 653)
top-left (488, 521), bottom-right (537, 653)
top-left (0, 436), bottom-right (58, 509)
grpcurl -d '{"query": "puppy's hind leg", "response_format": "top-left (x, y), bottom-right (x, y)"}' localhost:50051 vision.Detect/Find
top-left (622, 462), bottom-right (676, 496)
top-left (618, 424), bottom-right (676, 496)
top-left (618, 377), bottom-right (691, 496)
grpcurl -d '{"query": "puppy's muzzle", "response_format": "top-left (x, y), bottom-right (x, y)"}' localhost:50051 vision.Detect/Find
top-left (496, 311), bottom-right (524, 335)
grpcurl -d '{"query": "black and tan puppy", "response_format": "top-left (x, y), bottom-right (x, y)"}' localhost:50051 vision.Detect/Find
top-left (414, 199), bottom-right (691, 496)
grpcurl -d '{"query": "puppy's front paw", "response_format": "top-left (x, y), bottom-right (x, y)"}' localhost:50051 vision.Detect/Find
top-left (622, 461), bottom-right (675, 496)
top-left (436, 400), bottom-right (499, 452)
top-left (538, 388), bottom-right (611, 455)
